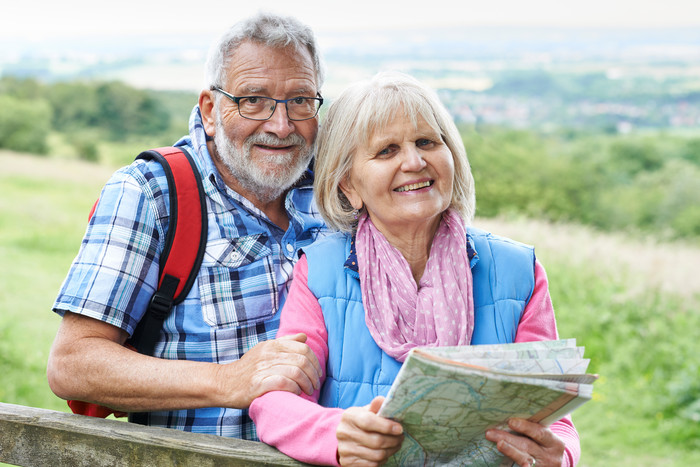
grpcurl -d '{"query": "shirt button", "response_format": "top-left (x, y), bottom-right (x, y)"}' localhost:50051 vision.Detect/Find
top-left (230, 251), bottom-right (240, 261)
top-left (286, 244), bottom-right (294, 254)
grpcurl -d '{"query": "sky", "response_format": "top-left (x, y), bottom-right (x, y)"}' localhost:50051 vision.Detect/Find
top-left (5, 0), bottom-right (700, 43)
top-left (4, 0), bottom-right (698, 93)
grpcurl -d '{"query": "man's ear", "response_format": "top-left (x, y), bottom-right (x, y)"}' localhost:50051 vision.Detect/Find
top-left (339, 176), bottom-right (363, 210)
top-left (199, 89), bottom-right (217, 138)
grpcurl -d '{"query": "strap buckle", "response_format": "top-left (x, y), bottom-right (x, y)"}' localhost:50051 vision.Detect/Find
top-left (148, 290), bottom-right (174, 320)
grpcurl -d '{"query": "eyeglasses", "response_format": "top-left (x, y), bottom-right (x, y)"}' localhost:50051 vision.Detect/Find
top-left (211, 86), bottom-right (323, 121)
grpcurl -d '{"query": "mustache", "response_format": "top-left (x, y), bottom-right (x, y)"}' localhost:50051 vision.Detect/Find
top-left (245, 132), bottom-right (306, 148)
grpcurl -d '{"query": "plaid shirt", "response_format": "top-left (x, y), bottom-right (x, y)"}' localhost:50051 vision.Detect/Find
top-left (53, 106), bottom-right (328, 439)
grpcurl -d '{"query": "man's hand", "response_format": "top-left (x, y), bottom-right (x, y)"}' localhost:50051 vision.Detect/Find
top-left (336, 396), bottom-right (404, 466)
top-left (219, 333), bottom-right (323, 408)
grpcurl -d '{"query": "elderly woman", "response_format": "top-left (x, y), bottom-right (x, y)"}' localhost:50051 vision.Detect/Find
top-left (250, 72), bottom-right (580, 467)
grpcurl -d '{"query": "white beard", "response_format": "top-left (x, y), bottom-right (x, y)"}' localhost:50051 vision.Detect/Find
top-left (214, 116), bottom-right (314, 204)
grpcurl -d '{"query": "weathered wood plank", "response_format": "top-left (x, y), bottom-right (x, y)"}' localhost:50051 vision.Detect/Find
top-left (0, 402), bottom-right (311, 466)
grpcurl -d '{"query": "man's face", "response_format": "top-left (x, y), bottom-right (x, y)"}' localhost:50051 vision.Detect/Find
top-left (206, 41), bottom-right (319, 203)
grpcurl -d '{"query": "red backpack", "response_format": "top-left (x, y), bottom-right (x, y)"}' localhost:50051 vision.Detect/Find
top-left (67, 147), bottom-right (208, 420)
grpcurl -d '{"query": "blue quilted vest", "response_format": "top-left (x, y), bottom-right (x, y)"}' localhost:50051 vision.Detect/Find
top-left (304, 227), bottom-right (535, 410)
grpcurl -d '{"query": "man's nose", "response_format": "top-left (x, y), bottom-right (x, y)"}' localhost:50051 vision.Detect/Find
top-left (262, 103), bottom-right (295, 139)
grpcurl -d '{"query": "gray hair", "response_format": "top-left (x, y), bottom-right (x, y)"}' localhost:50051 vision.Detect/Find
top-left (314, 71), bottom-right (476, 233)
top-left (204, 11), bottom-right (325, 90)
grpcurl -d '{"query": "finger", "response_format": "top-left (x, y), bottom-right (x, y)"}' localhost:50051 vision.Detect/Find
top-left (355, 411), bottom-right (403, 436)
top-left (277, 332), bottom-right (307, 343)
top-left (341, 407), bottom-right (403, 439)
top-left (485, 428), bottom-right (535, 462)
top-left (338, 442), bottom-right (400, 466)
top-left (262, 350), bottom-right (322, 396)
top-left (338, 449), bottom-right (381, 466)
top-left (508, 418), bottom-right (557, 448)
top-left (366, 396), bottom-right (403, 436)
top-left (252, 338), bottom-right (321, 393)
top-left (277, 351), bottom-right (321, 394)
top-left (493, 438), bottom-right (535, 467)
top-left (337, 433), bottom-right (403, 467)
top-left (275, 334), bottom-right (323, 382)
top-left (338, 430), bottom-right (403, 455)
top-left (239, 346), bottom-right (319, 399)
top-left (367, 396), bottom-right (385, 414)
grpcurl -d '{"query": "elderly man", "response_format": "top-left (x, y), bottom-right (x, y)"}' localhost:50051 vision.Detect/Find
top-left (47, 12), bottom-right (327, 440)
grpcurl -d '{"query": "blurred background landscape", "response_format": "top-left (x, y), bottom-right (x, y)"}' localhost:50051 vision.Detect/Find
top-left (1, 1), bottom-right (698, 465)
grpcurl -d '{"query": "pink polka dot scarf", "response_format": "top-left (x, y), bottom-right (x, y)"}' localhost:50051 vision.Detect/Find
top-left (355, 208), bottom-right (474, 362)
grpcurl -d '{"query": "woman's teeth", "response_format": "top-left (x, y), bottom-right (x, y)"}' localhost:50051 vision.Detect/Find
top-left (395, 181), bottom-right (432, 192)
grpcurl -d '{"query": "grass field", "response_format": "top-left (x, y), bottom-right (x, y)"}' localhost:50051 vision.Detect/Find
top-left (1, 150), bottom-right (698, 466)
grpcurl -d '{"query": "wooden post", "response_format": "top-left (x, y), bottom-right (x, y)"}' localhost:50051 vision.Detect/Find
top-left (0, 402), bottom-right (310, 466)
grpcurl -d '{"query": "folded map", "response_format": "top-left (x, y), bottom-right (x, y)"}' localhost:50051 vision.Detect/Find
top-left (378, 339), bottom-right (597, 466)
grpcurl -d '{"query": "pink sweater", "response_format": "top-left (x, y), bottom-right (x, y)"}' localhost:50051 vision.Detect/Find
top-left (250, 256), bottom-right (580, 466)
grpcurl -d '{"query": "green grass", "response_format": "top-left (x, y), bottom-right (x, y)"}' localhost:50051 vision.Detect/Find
top-left (1, 152), bottom-right (698, 466)
top-left (550, 263), bottom-right (700, 466)
top-left (0, 152), bottom-right (112, 412)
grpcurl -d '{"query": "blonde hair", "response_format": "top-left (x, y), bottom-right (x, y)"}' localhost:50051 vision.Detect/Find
top-left (314, 71), bottom-right (475, 233)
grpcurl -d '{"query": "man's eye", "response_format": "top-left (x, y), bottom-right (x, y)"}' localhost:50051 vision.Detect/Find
top-left (246, 97), bottom-right (260, 104)
top-left (290, 97), bottom-right (306, 105)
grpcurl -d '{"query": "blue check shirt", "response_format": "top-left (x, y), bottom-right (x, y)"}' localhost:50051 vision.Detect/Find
top-left (53, 106), bottom-right (328, 439)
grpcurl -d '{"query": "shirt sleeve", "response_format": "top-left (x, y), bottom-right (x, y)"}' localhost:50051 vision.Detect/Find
top-left (249, 255), bottom-right (344, 466)
top-left (52, 165), bottom-right (162, 336)
top-left (515, 258), bottom-right (581, 466)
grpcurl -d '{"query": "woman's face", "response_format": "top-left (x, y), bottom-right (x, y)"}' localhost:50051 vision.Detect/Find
top-left (340, 111), bottom-right (454, 236)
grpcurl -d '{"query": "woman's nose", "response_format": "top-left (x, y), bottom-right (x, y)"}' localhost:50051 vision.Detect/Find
top-left (401, 146), bottom-right (427, 171)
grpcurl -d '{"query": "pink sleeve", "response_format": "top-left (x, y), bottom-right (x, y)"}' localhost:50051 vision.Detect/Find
top-left (251, 391), bottom-right (344, 466)
top-left (514, 259), bottom-right (559, 343)
top-left (550, 415), bottom-right (581, 467)
top-left (249, 255), bottom-right (344, 466)
top-left (515, 259), bottom-right (581, 466)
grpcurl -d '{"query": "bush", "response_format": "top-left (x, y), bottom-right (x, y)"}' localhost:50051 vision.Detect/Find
top-left (465, 127), bottom-right (700, 240)
top-left (0, 95), bottom-right (52, 154)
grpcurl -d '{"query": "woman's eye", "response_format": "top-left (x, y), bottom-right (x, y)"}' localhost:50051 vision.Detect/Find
top-left (376, 144), bottom-right (398, 158)
top-left (417, 138), bottom-right (435, 147)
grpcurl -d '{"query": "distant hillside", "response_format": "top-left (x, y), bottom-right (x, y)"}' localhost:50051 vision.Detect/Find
top-left (5, 148), bottom-right (699, 302)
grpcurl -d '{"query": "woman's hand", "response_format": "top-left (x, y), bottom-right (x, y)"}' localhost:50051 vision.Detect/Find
top-left (336, 396), bottom-right (404, 466)
top-left (485, 418), bottom-right (565, 467)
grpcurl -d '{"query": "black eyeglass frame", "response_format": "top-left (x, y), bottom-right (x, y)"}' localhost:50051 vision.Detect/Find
top-left (211, 85), bottom-right (323, 121)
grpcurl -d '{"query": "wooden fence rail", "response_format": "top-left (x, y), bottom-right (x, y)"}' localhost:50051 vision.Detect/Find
top-left (0, 402), bottom-right (310, 466)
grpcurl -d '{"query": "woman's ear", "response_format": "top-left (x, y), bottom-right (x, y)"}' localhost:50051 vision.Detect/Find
top-left (339, 176), bottom-right (363, 210)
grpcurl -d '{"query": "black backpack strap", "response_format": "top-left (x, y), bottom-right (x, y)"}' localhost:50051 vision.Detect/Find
top-left (129, 147), bottom-right (208, 356)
